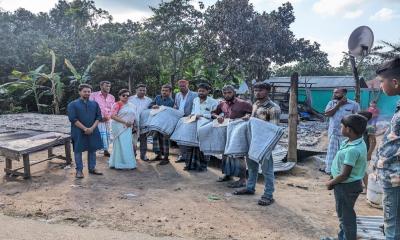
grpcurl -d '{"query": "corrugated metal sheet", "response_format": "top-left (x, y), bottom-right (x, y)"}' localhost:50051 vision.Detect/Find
top-left (266, 76), bottom-right (365, 89)
top-left (357, 216), bottom-right (385, 240)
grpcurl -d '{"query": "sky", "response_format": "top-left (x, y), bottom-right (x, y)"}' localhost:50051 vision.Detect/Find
top-left (1, 0), bottom-right (399, 66)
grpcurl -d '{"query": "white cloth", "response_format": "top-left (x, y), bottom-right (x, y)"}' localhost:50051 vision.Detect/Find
top-left (170, 117), bottom-right (211, 147)
top-left (128, 95), bottom-right (152, 135)
top-left (198, 121), bottom-right (228, 155)
top-left (247, 118), bottom-right (284, 163)
top-left (224, 119), bottom-right (251, 157)
top-left (139, 107), bottom-right (184, 136)
top-left (191, 96), bottom-right (219, 119)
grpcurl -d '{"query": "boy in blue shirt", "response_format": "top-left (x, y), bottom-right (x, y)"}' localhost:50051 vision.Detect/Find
top-left (323, 114), bottom-right (368, 240)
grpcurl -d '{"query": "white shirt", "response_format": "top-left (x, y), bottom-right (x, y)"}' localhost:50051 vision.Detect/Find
top-left (128, 95), bottom-right (152, 130)
top-left (178, 93), bottom-right (188, 113)
top-left (128, 95), bottom-right (152, 115)
top-left (191, 96), bottom-right (219, 119)
top-left (325, 99), bottom-right (360, 136)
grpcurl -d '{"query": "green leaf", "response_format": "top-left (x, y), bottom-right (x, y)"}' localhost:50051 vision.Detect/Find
top-left (38, 90), bottom-right (51, 99)
top-left (21, 89), bottom-right (34, 99)
top-left (64, 59), bottom-right (81, 80)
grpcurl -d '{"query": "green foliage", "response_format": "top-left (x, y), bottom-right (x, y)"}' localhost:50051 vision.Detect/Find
top-left (2, 0), bottom-right (396, 114)
top-left (0, 65), bottom-right (50, 112)
top-left (65, 58), bottom-right (95, 85)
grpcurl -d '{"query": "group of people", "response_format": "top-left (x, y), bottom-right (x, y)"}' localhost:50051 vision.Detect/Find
top-left (67, 57), bottom-right (400, 240)
top-left (67, 79), bottom-right (282, 207)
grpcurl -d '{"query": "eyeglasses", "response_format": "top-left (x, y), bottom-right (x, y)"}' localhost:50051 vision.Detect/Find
top-left (121, 94), bottom-right (129, 97)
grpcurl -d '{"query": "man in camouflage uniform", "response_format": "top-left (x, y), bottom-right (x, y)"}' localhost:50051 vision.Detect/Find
top-left (375, 57), bottom-right (400, 239)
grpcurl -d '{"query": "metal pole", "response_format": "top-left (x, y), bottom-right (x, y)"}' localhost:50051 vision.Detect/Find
top-left (349, 55), bottom-right (361, 104)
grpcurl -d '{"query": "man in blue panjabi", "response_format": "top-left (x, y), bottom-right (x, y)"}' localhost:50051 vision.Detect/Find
top-left (67, 84), bottom-right (104, 178)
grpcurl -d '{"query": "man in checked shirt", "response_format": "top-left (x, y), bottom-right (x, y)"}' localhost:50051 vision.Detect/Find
top-left (233, 82), bottom-right (281, 206)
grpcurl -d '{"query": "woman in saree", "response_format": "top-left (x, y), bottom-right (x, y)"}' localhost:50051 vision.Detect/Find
top-left (109, 89), bottom-right (137, 169)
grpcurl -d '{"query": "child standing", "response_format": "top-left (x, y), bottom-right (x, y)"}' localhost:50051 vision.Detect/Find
top-left (357, 111), bottom-right (377, 193)
top-left (367, 100), bottom-right (380, 126)
top-left (323, 114), bottom-right (368, 240)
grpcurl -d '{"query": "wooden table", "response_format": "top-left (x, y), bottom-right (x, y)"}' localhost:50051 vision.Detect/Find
top-left (0, 131), bottom-right (71, 179)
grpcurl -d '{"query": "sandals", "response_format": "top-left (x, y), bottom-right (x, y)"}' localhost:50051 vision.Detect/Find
top-left (227, 180), bottom-right (246, 188)
top-left (233, 188), bottom-right (255, 195)
top-left (217, 175), bottom-right (232, 182)
top-left (319, 168), bottom-right (331, 175)
top-left (258, 197), bottom-right (274, 206)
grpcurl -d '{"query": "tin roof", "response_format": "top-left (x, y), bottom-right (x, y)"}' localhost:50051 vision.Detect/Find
top-left (237, 76), bottom-right (367, 94)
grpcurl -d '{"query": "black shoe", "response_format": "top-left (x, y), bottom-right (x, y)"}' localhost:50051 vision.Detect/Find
top-left (158, 159), bottom-right (170, 165)
top-left (89, 169), bottom-right (103, 175)
top-left (151, 155), bottom-right (163, 161)
top-left (175, 159), bottom-right (185, 163)
top-left (104, 151), bottom-right (110, 157)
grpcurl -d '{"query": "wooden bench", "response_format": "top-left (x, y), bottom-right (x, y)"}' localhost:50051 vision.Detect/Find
top-left (0, 131), bottom-right (71, 179)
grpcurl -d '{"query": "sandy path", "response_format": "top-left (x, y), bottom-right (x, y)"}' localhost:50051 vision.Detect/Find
top-left (0, 146), bottom-right (382, 240)
top-left (0, 214), bottom-right (184, 240)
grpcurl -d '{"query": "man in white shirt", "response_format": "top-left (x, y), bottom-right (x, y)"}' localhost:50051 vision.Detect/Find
top-left (184, 83), bottom-right (218, 171)
top-left (174, 79), bottom-right (198, 163)
top-left (323, 88), bottom-right (360, 174)
top-left (128, 84), bottom-right (153, 161)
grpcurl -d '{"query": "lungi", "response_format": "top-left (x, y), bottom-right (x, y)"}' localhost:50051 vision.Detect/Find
top-left (98, 121), bottom-right (111, 151)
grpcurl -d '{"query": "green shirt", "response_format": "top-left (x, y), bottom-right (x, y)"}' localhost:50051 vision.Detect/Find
top-left (331, 137), bottom-right (367, 183)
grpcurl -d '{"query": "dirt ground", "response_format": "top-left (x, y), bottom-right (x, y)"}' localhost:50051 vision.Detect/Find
top-left (0, 144), bottom-right (382, 240)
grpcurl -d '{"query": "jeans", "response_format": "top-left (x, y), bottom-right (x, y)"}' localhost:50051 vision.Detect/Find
top-left (246, 155), bottom-right (274, 199)
top-left (383, 186), bottom-right (400, 240)
top-left (334, 180), bottom-right (363, 240)
top-left (74, 151), bottom-right (96, 172)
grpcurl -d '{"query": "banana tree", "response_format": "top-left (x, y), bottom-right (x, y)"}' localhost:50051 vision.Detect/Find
top-left (43, 50), bottom-right (64, 114)
top-left (65, 58), bottom-right (95, 85)
top-left (0, 65), bottom-right (50, 112)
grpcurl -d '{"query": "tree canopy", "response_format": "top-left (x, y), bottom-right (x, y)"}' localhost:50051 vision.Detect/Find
top-left (0, 0), bottom-right (395, 114)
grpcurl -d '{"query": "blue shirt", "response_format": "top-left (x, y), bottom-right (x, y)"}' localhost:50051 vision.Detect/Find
top-left (331, 137), bottom-right (367, 183)
top-left (375, 104), bottom-right (400, 188)
top-left (150, 95), bottom-right (175, 108)
top-left (67, 98), bottom-right (103, 153)
top-left (325, 99), bottom-right (360, 136)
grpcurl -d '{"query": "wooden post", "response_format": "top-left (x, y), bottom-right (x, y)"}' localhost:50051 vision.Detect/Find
top-left (48, 147), bottom-right (54, 158)
top-left (287, 72), bottom-right (298, 162)
top-left (22, 154), bottom-right (31, 179)
top-left (349, 55), bottom-right (361, 104)
top-left (5, 158), bottom-right (12, 172)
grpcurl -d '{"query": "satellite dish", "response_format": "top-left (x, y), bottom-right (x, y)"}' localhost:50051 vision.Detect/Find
top-left (348, 26), bottom-right (374, 57)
